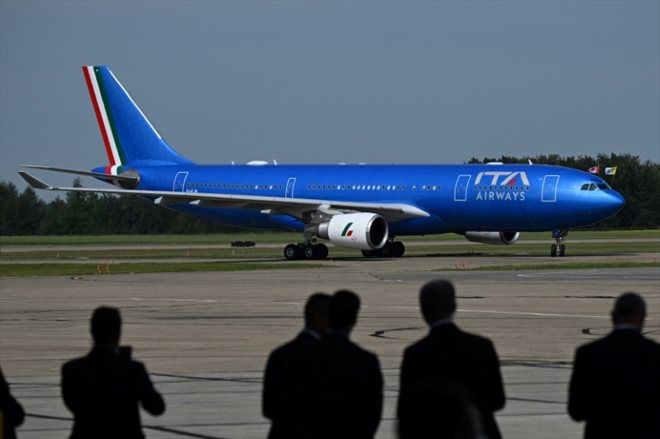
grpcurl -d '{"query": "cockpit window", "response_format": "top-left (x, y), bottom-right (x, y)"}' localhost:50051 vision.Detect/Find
top-left (581, 182), bottom-right (603, 191)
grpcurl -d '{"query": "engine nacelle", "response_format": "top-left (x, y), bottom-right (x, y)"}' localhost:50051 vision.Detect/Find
top-left (317, 213), bottom-right (389, 250)
top-left (464, 231), bottom-right (520, 245)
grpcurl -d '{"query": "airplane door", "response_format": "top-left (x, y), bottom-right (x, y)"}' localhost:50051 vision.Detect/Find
top-left (453, 175), bottom-right (471, 202)
top-left (173, 171), bottom-right (189, 192)
top-left (542, 175), bottom-right (560, 202)
top-left (285, 177), bottom-right (296, 198)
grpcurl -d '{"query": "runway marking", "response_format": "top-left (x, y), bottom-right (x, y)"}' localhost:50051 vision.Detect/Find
top-left (389, 306), bottom-right (608, 319)
top-left (129, 298), bottom-right (216, 303)
top-left (459, 309), bottom-right (608, 319)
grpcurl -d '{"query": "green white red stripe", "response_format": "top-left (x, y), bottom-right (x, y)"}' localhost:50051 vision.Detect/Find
top-left (82, 65), bottom-right (122, 175)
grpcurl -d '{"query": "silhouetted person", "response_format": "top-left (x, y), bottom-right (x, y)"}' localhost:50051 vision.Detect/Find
top-left (300, 290), bottom-right (383, 439)
top-left (61, 307), bottom-right (165, 439)
top-left (568, 292), bottom-right (660, 439)
top-left (0, 367), bottom-right (25, 439)
top-left (397, 280), bottom-right (505, 439)
top-left (262, 292), bottom-right (331, 439)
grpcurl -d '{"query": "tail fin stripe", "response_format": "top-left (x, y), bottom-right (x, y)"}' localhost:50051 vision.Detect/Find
top-left (94, 68), bottom-right (127, 165)
top-left (82, 66), bottom-right (122, 172)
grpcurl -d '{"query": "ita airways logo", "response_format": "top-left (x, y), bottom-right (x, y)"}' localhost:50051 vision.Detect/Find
top-left (474, 171), bottom-right (530, 187)
top-left (341, 222), bottom-right (354, 237)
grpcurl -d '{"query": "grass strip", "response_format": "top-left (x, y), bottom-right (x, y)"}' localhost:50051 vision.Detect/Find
top-left (443, 261), bottom-right (660, 272)
top-left (0, 262), bottom-right (324, 277)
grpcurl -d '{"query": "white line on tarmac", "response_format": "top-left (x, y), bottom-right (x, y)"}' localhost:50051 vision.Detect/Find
top-left (129, 298), bottom-right (216, 303)
top-left (389, 306), bottom-right (608, 319)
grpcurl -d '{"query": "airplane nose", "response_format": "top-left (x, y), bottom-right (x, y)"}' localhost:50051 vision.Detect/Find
top-left (607, 190), bottom-right (626, 214)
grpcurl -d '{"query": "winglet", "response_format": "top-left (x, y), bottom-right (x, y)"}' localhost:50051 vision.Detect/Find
top-left (18, 171), bottom-right (53, 190)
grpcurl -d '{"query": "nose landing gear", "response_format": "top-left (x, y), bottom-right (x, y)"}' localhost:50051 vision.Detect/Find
top-left (550, 229), bottom-right (567, 257)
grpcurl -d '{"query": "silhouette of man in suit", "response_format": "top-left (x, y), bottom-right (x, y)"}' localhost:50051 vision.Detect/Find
top-left (300, 290), bottom-right (384, 439)
top-left (568, 292), bottom-right (660, 439)
top-left (61, 306), bottom-right (165, 439)
top-left (397, 279), bottom-right (505, 439)
top-left (1, 367), bottom-right (25, 439)
top-left (262, 292), bottom-right (332, 439)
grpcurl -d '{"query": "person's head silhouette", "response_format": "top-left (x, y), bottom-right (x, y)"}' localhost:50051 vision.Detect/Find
top-left (329, 290), bottom-right (360, 335)
top-left (91, 306), bottom-right (121, 349)
top-left (611, 292), bottom-right (646, 330)
top-left (304, 292), bottom-right (332, 335)
top-left (419, 280), bottom-right (456, 326)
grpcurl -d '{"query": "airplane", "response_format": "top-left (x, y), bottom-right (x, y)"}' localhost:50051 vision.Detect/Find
top-left (19, 66), bottom-right (625, 259)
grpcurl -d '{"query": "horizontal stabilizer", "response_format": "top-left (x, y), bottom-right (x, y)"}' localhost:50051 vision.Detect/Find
top-left (21, 165), bottom-right (139, 183)
top-left (18, 171), bottom-right (52, 190)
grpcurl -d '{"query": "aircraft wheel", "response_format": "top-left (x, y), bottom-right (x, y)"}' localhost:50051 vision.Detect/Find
top-left (317, 244), bottom-right (329, 259)
top-left (390, 241), bottom-right (405, 258)
top-left (303, 245), bottom-right (316, 260)
top-left (380, 243), bottom-right (392, 258)
top-left (550, 244), bottom-right (557, 257)
top-left (559, 244), bottom-right (566, 257)
top-left (284, 244), bottom-right (300, 260)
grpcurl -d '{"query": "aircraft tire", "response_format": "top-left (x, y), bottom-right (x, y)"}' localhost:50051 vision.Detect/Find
top-left (559, 244), bottom-right (566, 257)
top-left (391, 241), bottom-right (405, 258)
top-left (317, 244), bottom-right (329, 259)
top-left (284, 244), bottom-right (300, 260)
top-left (380, 243), bottom-right (392, 257)
top-left (303, 245), bottom-right (316, 260)
top-left (550, 244), bottom-right (557, 257)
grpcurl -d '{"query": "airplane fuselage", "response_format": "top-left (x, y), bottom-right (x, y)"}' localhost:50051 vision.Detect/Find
top-left (115, 163), bottom-right (624, 235)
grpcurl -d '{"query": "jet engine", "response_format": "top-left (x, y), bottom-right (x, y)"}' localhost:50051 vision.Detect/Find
top-left (316, 213), bottom-right (389, 250)
top-left (463, 231), bottom-right (520, 245)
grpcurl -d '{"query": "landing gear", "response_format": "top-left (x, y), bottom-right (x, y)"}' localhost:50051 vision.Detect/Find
top-left (284, 243), bottom-right (329, 260)
top-left (361, 241), bottom-right (405, 258)
top-left (550, 230), bottom-right (567, 257)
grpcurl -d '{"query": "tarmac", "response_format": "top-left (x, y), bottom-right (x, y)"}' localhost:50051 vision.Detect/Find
top-left (1, 251), bottom-right (659, 439)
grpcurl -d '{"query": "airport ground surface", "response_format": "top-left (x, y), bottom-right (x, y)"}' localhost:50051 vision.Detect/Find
top-left (1, 243), bottom-right (659, 438)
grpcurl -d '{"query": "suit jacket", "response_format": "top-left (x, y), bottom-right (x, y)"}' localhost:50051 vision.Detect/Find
top-left (61, 347), bottom-right (165, 439)
top-left (397, 323), bottom-right (505, 439)
top-left (568, 328), bottom-right (660, 439)
top-left (262, 331), bottom-right (319, 439)
top-left (299, 332), bottom-right (383, 439)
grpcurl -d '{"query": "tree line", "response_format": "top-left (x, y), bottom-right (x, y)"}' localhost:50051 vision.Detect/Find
top-left (1, 153), bottom-right (658, 235)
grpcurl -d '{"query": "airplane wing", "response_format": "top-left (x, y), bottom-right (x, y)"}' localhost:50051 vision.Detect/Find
top-left (19, 171), bottom-right (429, 223)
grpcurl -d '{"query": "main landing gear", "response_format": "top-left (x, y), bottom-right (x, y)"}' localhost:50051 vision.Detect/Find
top-left (550, 229), bottom-right (567, 257)
top-left (284, 243), bottom-right (329, 260)
top-left (361, 241), bottom-right (405, 258)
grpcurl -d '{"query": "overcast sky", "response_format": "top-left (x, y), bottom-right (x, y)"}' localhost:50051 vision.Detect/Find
top-left (1, 1), bottom-right (658, 196)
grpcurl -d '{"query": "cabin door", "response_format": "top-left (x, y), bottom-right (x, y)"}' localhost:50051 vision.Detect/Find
top-left (542, 175), bottom-right (560, 202)
top-left (173, 171), bottom-right (189, 192)
top-left (285, 177), bottom-right (297, 198)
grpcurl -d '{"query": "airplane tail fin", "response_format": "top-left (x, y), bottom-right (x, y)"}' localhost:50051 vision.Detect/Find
top-left (82, 65), bottom-right (193, 174)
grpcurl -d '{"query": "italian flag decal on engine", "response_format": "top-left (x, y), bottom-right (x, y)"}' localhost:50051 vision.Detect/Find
top-left (341, 222), bottom-right (354, 237)
top-left (82, 66), bottom-right (124, 175)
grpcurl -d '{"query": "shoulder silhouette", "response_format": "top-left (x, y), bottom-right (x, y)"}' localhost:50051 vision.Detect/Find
top-left (1, 367), bottom-right (25, 439)
top-left (397, 279), bottom-right (505, 439)
top-left (263, 292), bottom-right (331, 439)
top-left (61, 307), bottom-right (165, 439)
top-left (568, 292), bottom-right (660, 439)
top-left (298, 290), bottom-right (384, 439)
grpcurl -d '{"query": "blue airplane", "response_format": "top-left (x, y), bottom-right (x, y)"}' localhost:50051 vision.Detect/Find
top-left (19, 66), bottom-right (625, 259)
